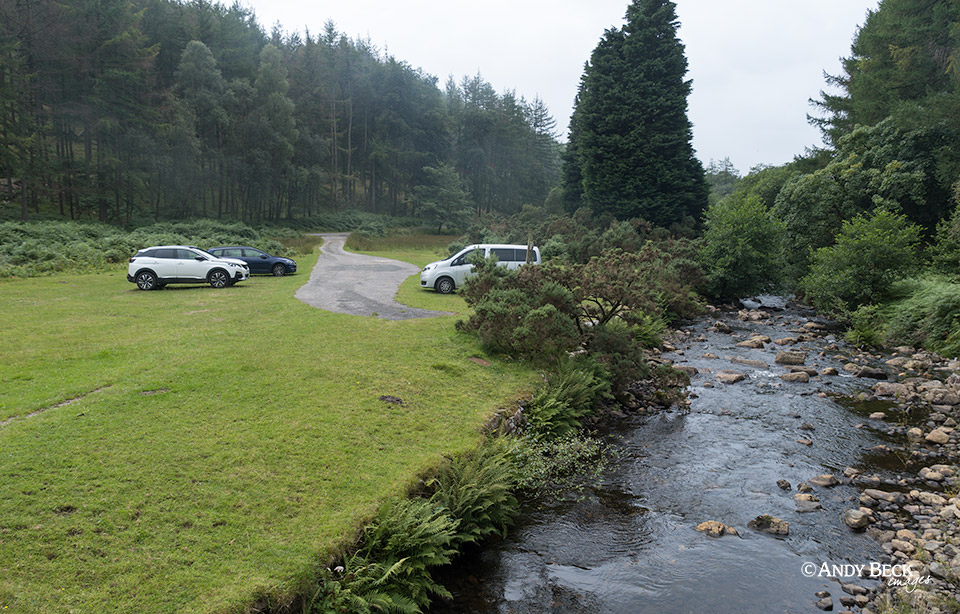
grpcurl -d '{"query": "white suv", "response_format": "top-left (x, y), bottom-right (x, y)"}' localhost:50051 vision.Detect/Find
top-left (127, 245), bottom-right (250, 290)
top-left (420, 244), bottom-right (541, 294)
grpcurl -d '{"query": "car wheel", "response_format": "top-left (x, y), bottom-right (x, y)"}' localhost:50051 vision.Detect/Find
top-left (208, 269), bottom-right (229, 288)
top-left (435, 277), bottom-right (455, 294)
top-left (272, 263), bottom-right (286, 277)
top-left (135, 271), bottom-right (157, 291)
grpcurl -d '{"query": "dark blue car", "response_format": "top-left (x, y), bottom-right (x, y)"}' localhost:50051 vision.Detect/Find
top-left (207, 246), bottom-right (297, 276)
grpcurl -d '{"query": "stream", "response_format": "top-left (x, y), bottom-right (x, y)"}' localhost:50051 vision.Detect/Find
top-left (431, 300), bottom-right (907, 614)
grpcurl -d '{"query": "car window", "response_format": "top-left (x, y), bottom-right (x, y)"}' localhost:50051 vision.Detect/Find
top-left (451, 249), bottom-right (476, 267)
top-left (154, 248), bottom-right (176, 259)
top-left (222, 248), bottom-right (243, 258)
top-left (491, 248), bottom-right (515, 262)
top-left (176, 248), bottom-right (201, 260)
top-left (137, 249), bottom-right (157, 258)
top-left (243, 248), bottom-right (265, 258)
top-left (515, 249), bottom-right (530, 262)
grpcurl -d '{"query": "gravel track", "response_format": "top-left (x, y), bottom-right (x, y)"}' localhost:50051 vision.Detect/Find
top-left (295, 233), bottom-right (452, 320)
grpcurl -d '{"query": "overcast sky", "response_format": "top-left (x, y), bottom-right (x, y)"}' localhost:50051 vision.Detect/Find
top-left (242, 0), bottom-right (880, 174)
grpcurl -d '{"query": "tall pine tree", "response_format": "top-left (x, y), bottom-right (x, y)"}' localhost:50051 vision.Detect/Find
top-left (564, 0), bottom-right (707, 227)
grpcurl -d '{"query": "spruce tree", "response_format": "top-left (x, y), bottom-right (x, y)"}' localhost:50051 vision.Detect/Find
top-left (564, 0), bottom-right (707, 227)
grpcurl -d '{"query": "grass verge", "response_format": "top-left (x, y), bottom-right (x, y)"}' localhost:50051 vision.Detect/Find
top-left (0, 244), bottom-right (535, 613)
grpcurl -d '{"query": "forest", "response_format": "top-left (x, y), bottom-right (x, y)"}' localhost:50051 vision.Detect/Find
top-left (0, 0), bottom-right (562, 226)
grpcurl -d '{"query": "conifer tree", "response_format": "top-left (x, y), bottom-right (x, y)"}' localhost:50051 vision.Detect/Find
top-left (564, 0), bottom-right (707, 227)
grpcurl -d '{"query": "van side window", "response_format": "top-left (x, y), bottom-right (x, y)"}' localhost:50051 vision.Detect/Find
top-left (515, 249), bottom-right (529, 262)
top-left (491, 248), bottom-right (515, 262)
top-left (451, 249), bottom-right (475, 267)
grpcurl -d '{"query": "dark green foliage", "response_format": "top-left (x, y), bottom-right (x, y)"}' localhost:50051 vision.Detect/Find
top-left (0, 219), bottom-right (289, 277)
top-left (585, 320), bottom-right (648, 396)
top-left (457, 260), bottom-right (582, 361)
top-left (411, 164), bottom-right (472, 233)
top-left (0, 0), bottom-right (561, 226)
top-left (812, 0), bottom-right (960, 146)
top-left (564, 0), bottom-right (708, 227)
top-left (700, 193), bottom-right (785, 299)
top-left (705, 158), bottom-right (741, 206)
top-left (930, 201), bottom-right (960, 276)
top-left (843, 304), bottom-right (885, 349)
top-left (526, 360), bottom-right (612, 437)
top-left (352, 499), bottom-right (458, 609)
top-left (509, 432), bottom-right (615, 498)
top-left (800, 208), bottom-right (922, 313)
top-left (773, 119), bottom-right (950, 283)
top-left (632, 312), bottom-right (667, 349)
top-left (884, 278), bottom-right (960, 358)
top-left (427, 442), bottom-right (519, 547)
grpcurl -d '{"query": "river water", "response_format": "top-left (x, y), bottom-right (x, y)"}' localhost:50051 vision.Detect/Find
top-left (431, 303), bottom-right (905, 614)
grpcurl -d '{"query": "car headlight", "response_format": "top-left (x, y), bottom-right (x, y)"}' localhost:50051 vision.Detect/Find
top-left (228, 263), bottom-right (241, 268)
top-left (422, 264), bottom-right (435, 272)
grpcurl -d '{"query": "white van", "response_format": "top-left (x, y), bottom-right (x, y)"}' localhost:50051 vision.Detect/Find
top-left (420, 243), bottom-right (541, 294)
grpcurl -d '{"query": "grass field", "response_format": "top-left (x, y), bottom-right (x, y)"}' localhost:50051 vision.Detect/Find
top-left (0, 243), bottom-right (535, 613)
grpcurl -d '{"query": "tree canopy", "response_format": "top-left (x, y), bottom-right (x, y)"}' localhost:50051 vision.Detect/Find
top-left (563, 0), bottom-right (708, 228)
top-left (0, 0), bottom-right (562, 225)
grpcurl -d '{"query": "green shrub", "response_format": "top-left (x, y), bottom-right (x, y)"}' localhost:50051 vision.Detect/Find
top-left (843, 304), bottom-right (885, 348)
top-left (930, 200), bottom-right (960, 277)
top-left (427, 442), bottom-right (519, 547)
top-left (525, 360), bottom-right (611, 437)
top-left (699, 192), bottom-right (785, 298)
top-left (884, 278), bottom-right (960, 358)
top-left (508, 432), bottom-right (615, 498)
top-left (800, 208), bottom-right (922, 314)
top-left (586, 320), bottom-right (648, 395)
top-left (457, 261), bottom-right (581, 361)
top-left (348, 499), bottom-right (457, 610)
top-left (0, 219), bottom-right (300, 277)
top-left (633, 312), bottom-right (667, 349)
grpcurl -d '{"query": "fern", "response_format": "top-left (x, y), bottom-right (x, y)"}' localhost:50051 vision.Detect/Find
top-left (428, 441), bottom-right (519, 547)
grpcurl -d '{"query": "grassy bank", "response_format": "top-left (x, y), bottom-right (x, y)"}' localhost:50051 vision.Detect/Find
top-left (0, 246), bottom-right (535, 612)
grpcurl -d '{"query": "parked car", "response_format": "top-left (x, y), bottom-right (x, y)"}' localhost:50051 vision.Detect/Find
top-left (420, 244), bottom-right (541, 294)
top-left (127, 245), bottom-right (250, 290)
top-left (207, 246), bottom-right (297, 276)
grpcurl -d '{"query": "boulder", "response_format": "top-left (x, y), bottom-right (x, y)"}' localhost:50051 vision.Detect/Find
top-left (737, 338), bottom-right (766, 349)
top-left (926, 428), bottom-right (951, 444)
top-left (843, 509), bottom-right (871, 529)
top-left (781, 371), bottom-right (810, 383)
top-left (873, 382), bottom-right (909, 398)
top-left (774, 337), bottom-right (798, 345)
top-left (868, 412), bottom-right (887, 420)
top-left (855, 366), bottom-right (887, 379)
top-left (862, 489), bottom-right (896, 503)
top-left (695, 520), bottom-right (738, 537)
top-left (715, 371), bottom-right (747, 385)
top-left (747, 514), bottom-right (789, 535)
top-left (808, 474), bottom-right (839, 487)
top-left (820, 367), bottom-right (839, 376)
top-left (730, 357), bottom-right (767, 368)
top-left (776, 350), bottom-right (807, 365)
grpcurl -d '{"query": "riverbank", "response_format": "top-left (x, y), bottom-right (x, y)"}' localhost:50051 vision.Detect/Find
top-left (428, 299), bottom-right (959, 613)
